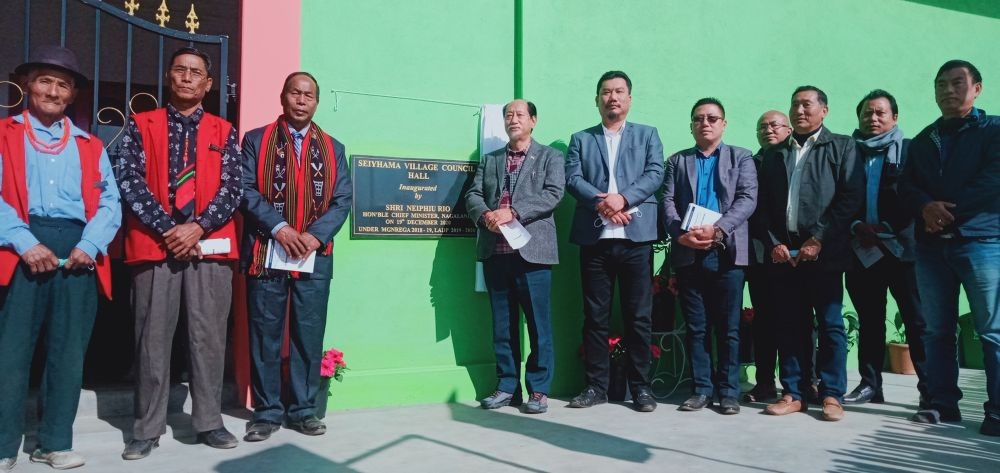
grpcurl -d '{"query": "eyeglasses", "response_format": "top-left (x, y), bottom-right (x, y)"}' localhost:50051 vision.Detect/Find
top-left (170, 66), bottom-right (207, 80)
top-left (691, 115), bottom-right (723, 125)
top-left (757, 121), bottom-right (789, 132)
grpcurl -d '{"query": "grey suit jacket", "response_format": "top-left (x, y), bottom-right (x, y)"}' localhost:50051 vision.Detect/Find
top-left (662, 143), bottom-right (758, 267)
top-left (464, 139), bottom-right (565, 265)
top-left (757, 126), bottom-right (864, 272)
top-left (565, 122), bottom-right (665, 245)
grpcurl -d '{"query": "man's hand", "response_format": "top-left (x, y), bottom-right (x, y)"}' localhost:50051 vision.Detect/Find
top-left (298, 232), bottom-right (323, 255)
top-left (608, 211), bottom-right (632, 226)
top-left (164, 222), bottom-right (205, 256)
top-left (796, 237), bottom-right (822, 264)
top-left (21, 244), bottom-right (59, 274)
top-left (275, 226), bottom-right (307, 259)
top-left (687, 224), bottom-right (715, 242)
top-left (174, 245), bottom-right (203, 262)
top-left (484, 208), bottom-right (515, 233)
top-left (63, 248), bottom-right (95, 271)
top-left (595, 193), bottom-right (627, 219)
top-left (922, 201), bottom-right (956, 233)
top-left (771, 244), bottom-right (793, 266)
top-left (677, 231), bottom-right (713, 250)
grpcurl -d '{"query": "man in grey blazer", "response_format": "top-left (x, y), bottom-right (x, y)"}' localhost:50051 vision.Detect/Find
top-left (465, 99), bottom-right (565, 414)
top-left (757, 86), bottom-right (864, 421)
top-left (662, 98), bottom-right (757, 415)
top-left (565, 71), bottom-right (664, 412)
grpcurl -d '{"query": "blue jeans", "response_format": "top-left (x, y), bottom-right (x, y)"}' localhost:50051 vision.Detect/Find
top-left (676, 250), bottom-right (745, 399)
top-left (770, 263), bottom-right (848, 401)
top-left (916, 237), bottom-right (1000, 416)
top-left (483, 254), bottom-right (554, 396)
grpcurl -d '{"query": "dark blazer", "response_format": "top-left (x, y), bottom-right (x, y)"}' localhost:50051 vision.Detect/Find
top-left (756, 126), bottom-right (864, 272)
top-left (239, 124), bottom-right (353, 278)
top-left (662, 143), bottom-right (758, 267)
top-left (900, 109), bottom-right (1000, 240)
top-left (852, 139), bottom-right (916, 262)
top-left (465, 139), bottom-right (565, 265)
top-left (565, 122), bottom-right (665, 245)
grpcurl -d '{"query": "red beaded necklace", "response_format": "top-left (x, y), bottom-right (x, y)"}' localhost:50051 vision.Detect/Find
top-left (22, 111), bottom-right (71, 155)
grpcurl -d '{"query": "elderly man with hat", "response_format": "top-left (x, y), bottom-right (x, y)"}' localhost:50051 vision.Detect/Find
top-left (0, 46), bottom-right (121, 470)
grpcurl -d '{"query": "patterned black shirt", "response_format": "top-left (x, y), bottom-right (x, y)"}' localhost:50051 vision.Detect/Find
top-left (117, 104), bottom-right (243, 234)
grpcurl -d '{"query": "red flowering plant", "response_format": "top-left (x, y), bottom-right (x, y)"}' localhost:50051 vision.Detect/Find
top-left (741, 307), bottom-right (755, 325)
top-left (320, 347), bottom-right (348, 382)
top-left (578, 335), bottom-right (661, 361)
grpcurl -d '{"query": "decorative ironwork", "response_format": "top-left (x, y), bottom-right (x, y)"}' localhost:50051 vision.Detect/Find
top-left (0, 81), bottom-right (24, 109)
top-left (185, 4), bottom-right (199, 34)
top-left (96, 106), bottom-right (126, 151)
top-left (124, 0), bottom-right (139, 15)
top-left (155, 0), bottom-right (170, 27)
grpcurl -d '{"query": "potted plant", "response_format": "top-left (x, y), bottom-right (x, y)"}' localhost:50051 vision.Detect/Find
top-left (317, 347), bottom-right (348, 418)
top-left (886, 312), bottom-right (916, 375)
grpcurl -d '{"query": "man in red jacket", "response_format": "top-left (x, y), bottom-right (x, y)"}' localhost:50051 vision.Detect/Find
top-left (116, 47), bottom-right (243, 460)
top-left (0, 46), bottom-right (121, 471)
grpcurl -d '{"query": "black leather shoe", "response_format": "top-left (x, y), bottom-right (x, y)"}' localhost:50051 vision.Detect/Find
top-left (981, 413), bottom-right (1000, 436)
top-left (678, 394), bottom-right (710, 411)
top-left (568, 386), bottom-right (607, 408)
top-left (911, 408), bottom-right (962, 424)
top-left (843, 384), bottom-right (884, 404)
top-left (632, 387), bottom-right (657, 412)
top-left (244, 421), bottom-right (281, 442)
top-left (122, 437), bottom-right (159, 460)
top-left (198, 427), bottom-right (239, 449)
top-left (288, 416), bottom-right (327, 436)
top-left (741, 385), bottom-right (778, 403)
top-left (718, 397), bottom-right (740, 415)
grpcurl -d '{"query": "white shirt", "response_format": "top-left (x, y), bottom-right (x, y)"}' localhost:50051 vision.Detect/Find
top-left (600, 122), bottom-right (627, 239)
top-left (786, 128), bottom-right (821, 231)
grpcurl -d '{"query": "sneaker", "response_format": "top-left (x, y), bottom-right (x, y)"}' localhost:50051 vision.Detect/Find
top-left (524, 393), bottom-right (548, 414)
top-left (287, 416), bottom-right (327, 436)
top-left (29, 449), bottom-right (85, 470)
top-left (567, 386), bottom-right (607, 408)
top-left (122, 437), bottom-right (159, 460)
top-left (198, 427), bottom-right (239, 448)
top-left (480, 390), bottom-right (522, 409)
top-left (0, 457), bottom-right (15, 472)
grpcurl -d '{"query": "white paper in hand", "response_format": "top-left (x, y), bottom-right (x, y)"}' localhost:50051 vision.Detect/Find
top-left (198, 238), bottom-right (231, 255)
top-left (265, 239), bottom-right (316, 273)
top-left (851, 239), bottom-right (884, 268)
top-left (681, 203), bottom-right (722, 231)
top-left (499, 219), bottom-right (531, 250)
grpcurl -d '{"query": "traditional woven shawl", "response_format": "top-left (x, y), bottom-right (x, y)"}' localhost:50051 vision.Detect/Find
top-left (247, 116), bottom-right (337, 276)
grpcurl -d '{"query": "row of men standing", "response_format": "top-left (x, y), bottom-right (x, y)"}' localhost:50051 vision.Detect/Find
top-left (0, 46), bottom-right (351, 470)
top-left (468, 64), bottom-right (1000, 437)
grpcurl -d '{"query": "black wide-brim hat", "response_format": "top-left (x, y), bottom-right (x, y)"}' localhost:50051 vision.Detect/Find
top-left (15, 45), bottom-right (89, 88)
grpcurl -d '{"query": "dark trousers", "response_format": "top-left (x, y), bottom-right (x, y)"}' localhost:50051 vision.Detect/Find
top-left (0, 217), bottom-right (96, 457)
top-left (770, 263), bottom-right (848, 401)
top-left (845, 256), bottom-right (927, 394)
top-left (131, 259), bottom-right (233, 440)
top-left (483, 254), bottom-right (554, 396)
top-left (747, 265), bottom-right (777, 389)
top-left (676, 250), bottom-right (745, 399)
top-left (580, 240), bottom-right (653, 393)
top-left (247, 274), bottom-right (331, 423)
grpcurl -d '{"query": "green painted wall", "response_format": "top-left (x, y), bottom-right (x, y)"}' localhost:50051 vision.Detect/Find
top-left (302, 0), bottom-right (1000, 410)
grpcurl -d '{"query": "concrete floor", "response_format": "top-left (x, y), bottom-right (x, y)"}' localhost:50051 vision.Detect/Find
top-left (9, 369), bottom-right (1000, 472)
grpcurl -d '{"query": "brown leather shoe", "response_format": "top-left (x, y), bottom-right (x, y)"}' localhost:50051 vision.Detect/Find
top-left (764, 395), bottom-right (807, 416)
top-left (822, 397), bottom-right (845, 421)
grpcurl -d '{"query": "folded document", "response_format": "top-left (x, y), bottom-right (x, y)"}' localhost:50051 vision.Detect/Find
top-left (681, 203), bottom-right (722, 231)
top-left (265, 239), bottom-right (316, 273)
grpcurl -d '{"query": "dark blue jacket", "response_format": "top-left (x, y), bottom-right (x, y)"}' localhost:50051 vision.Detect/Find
top-left (900, 108), bottom-right (1000, 241)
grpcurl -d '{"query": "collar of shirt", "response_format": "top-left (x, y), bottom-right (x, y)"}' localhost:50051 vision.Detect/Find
top-left (290, 123), bottom-right (310, 137)
top-left (167, 103), bottom-right (204, 125)
top-left (14, 112), bottom-right (88, 142)
top-left (506, 141), bottom-right (530, 157)
top-left (602, 122), bottom-right (625, 138)
top-left (788, 127), bottom-right (821, 150)
top-left (696, 144), bottom-right (722, 159)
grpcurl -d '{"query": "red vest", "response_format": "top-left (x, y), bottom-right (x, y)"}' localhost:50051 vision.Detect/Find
top-left (124, 108), bottom-right (239, 264)
top-left (0, 117), bottom-right (113, 299)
